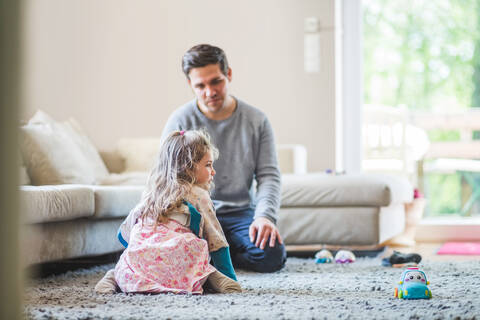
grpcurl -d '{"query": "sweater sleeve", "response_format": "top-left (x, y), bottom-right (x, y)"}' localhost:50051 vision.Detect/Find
top-left (188, 186), bottom-right (229, 252)
top-left (117, 208), bottom-right (142, 248)
top-left (187, 186), bottom-right (237, 280)
top-left (253, 118), bottom-right (282, 223)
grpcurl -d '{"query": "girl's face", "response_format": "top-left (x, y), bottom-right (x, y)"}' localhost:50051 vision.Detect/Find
top-left (194, 150), bottom-right (215, 187)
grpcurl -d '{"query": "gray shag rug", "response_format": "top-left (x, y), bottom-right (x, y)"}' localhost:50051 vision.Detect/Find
top-left (24, 257), bottom-right (480, 320)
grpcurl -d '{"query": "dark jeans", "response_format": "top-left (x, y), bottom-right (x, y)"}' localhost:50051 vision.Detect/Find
top-left (217, 208), bottom-right (286, 273)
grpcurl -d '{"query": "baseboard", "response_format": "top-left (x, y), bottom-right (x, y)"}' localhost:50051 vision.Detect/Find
top-left (286, 244), bottom-right (387, 259)
top-left (415, 217), bottom-right (480, 242)
top-left (286, 244), bottom-right (385, 252)
top-left (27, 251), bottom-right (122, 278)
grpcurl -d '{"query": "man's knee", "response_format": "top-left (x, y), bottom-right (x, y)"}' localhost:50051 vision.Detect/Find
top-left (234, 243), bottom-right (286, 273)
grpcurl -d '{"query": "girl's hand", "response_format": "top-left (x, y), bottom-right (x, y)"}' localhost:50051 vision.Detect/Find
top-left (249, 217), bottom-right (283, 250)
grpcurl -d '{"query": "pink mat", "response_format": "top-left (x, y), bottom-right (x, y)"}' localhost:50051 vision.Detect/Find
top-left (437, 242), bottom-right (480, 255)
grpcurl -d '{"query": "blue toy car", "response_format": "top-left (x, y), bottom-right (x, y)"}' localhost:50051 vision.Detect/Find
top-left (394, 267), bottom-right (432, 299)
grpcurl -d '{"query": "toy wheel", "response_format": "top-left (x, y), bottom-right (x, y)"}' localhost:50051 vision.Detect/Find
top-left (394, 288), bottom-right (398, 298)
top-left (428, 290), bottom-right (432, 299)
top-left (398, 290), bottom-right (403, 299)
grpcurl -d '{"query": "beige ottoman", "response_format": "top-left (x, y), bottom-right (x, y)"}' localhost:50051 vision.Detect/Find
top-left (278, 173), bottom-right (413, 248)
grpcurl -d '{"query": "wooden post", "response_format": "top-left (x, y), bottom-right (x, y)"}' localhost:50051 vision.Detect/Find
top-left (417, 159), bottom-right (424, 195)
top-left (460, 175), bottom-right (472, 216)
top-left (0, 0), bottom-right (23, 318)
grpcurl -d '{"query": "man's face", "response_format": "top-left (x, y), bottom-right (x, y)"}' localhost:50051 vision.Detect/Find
top-left (188, 63), bottom-right (232, 114)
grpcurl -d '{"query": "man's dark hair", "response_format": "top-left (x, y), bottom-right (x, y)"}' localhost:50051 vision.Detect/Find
top-left (182, 44), bottom-right (229, 79)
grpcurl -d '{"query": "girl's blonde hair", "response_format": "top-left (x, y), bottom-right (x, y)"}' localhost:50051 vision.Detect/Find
top-left (133, 129), bottom-right (218, 225)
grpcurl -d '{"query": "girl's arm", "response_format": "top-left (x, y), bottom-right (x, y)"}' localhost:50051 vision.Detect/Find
top-left (187, 186), bottom-right (237, 281)
top-left (117, 208), bottom-right (141, 248)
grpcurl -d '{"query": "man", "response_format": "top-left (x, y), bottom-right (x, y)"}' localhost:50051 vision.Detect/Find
top-left (161, 44), bottom-right (286, 273)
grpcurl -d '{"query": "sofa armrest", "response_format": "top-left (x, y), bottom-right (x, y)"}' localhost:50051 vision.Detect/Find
top-left (20, 185), bottom-right (95, 224)
top-left (277, 144), bottom-right (307, 174)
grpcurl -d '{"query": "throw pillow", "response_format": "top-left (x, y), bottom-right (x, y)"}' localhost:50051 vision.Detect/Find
top-left (116, 138), bottom-right (161, 172)
top-left (20, 120), bottom-right (96, 185)
top-left (28, 109), bottom-right (55, 124)
top-left (20, 110), bottom-right (108, 185)
top-left (63, 118), bottom-right (109, 180)
top-left (19, 165), bottom-right (31, 185)
top-left (28, 110), bottom-right (108, 179)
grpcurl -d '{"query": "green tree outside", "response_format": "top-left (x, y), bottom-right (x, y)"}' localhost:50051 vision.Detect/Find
top-left (363, 0), bottom-right (480, 216)
top-left (472, 0), bottom-right (480, 139)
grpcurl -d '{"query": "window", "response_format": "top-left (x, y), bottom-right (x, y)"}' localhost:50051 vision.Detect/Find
top-left (363, 0), bottom-right (480, 217)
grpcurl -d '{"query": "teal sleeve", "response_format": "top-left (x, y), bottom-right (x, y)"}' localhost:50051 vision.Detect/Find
top-left (184, 201), bottom-right (201, 237)
top-left (117, 228), bottom-right (128, 248)
top-left (210, 247), bottom-right (237, 281)
top-left (184, 200), bottom-right (237, 281)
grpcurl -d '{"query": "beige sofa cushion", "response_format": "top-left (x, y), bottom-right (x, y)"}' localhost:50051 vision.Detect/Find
top-left (23, 218), bottom-right (124, 265)
top-left (116, 138), bottom-right (161, 172)
top-left (97, 172), bottom-right (149, 186)
top-left (99, 150), bottom-right (126, 174)
top-left (281, 173), bottom-right (413, 207)
top-left (114, 139), bottom-right (308, 175)
top-left (20, 185), bottom-right (94, 224)
top-left (277, 144), bottom-right (307, 174)
top-left (91, 185), bottom-right (144, 219)
top-left (278, 204), bottom-right (405, 246)
top-left (20, 111), bottom-right (108, 185)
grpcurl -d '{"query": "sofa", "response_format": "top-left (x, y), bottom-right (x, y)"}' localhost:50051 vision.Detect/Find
top-left (20, 111), bottom-right (413, 265)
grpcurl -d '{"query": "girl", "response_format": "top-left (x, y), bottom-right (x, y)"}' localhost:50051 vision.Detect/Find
top-left (95, 130), bottom-right (241, 294)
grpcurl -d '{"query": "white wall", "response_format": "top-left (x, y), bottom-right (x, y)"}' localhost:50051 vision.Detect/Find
top-left (21, 0), bottom-right (341, 172)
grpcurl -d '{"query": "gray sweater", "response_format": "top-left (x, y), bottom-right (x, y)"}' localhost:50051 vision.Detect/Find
top-left (161, 98), bottom-right (281, 223)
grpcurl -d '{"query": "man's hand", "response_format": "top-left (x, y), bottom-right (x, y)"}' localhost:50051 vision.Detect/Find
top-left (249, 217), bottom-right (283, 250)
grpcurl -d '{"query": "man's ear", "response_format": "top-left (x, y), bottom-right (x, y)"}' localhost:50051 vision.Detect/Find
top-left (227, 68), bottom-right (232, 82)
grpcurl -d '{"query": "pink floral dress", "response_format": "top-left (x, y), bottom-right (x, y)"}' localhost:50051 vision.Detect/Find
top-left (114, 186), bottom-right (229, 294)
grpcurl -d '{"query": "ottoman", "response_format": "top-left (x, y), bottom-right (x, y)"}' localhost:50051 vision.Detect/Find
top-left (277, 173), bottom-right (413, 248)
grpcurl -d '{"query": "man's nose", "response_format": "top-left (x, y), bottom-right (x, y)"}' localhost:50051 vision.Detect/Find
top-left (211, 168), bottom-right (216, 176)
top-left (205, 86), bottom-right (214, 97)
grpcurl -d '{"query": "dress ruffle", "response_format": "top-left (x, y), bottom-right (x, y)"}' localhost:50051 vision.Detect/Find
top-left (115, 220), bottom-right (215, 294)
